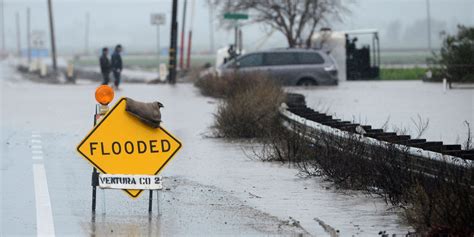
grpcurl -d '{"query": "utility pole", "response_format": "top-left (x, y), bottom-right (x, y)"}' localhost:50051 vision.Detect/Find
top-left (16, 12), bottom-right (21, 56)
top-left (426, 0), bottom-right (432, 51)
top-left (208, 0), bottom-right (214, 54)
top-left (186, 0), bottom-right (195, 69)
top-left (179, 0), bottom-right (187, 70)
top-left (1, 0), bottom-right (5, 53)
top-left (168, 0), bottom-right (178, 84)
top-left (84, 12), bottom-right (90, 55)
top-left (47, 0), bottom-right (57, 71)
top-left (27, 7), bottom-right (31, 63)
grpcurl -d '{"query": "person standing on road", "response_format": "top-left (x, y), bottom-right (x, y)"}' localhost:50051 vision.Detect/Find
top-left (111, 44), bottom-right (123, 89)
top-left (99, 47), bottom-right (111, 85)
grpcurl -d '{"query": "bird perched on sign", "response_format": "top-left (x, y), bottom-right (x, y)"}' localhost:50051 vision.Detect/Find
top-left (355, 125), bottom-right (367, 135)
top-left (125, 98), bottom-right (164, 128)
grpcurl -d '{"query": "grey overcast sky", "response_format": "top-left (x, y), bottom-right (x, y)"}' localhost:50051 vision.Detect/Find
top-left (2, 0), bottom-right (474, 55)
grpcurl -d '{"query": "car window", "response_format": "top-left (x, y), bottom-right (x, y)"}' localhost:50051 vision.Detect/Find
top-left (238, 54), bottom-right (263, 67)
top-left (298, 52), bottom-right (325, 64)
top-left (264, 53), bottom-right (298, 66)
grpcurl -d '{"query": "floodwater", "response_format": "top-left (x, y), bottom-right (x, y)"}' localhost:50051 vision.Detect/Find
top-left (1, 61), bottom-right (414, 236)
top-left (291, 81), bottom-right (474, 146)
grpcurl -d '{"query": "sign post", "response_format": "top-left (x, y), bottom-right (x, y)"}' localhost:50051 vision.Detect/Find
top-left (224, 12), bottom-right (248, 54)
top-left (78, 86), bottom-right (182, 214)
top-left (151, 13), bottom-right (166, 80)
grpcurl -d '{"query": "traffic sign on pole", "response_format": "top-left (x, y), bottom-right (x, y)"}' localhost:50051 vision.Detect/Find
top-left (150, 13), bottom-right (166, 25)
top-left (224, 13), bottom-right (248, 20)
top-left (151, 13), bottom-right (165, 79)
top-left (77, 98), bottom-right (182, 198)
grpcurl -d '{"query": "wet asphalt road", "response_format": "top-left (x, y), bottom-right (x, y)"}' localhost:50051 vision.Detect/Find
top-left (0, 67), bottom-right (306, 236)
top-left (1, 63), bottom-right (415, 236)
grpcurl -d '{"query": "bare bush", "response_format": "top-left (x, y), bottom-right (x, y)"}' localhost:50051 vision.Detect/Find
top-left (204, 73), bottom-right (285, 139)
top-left (271, 115), bottom-right (473, 233)
top-left (254, 122), bottom-right (316, 164)
top-left (411, 114), bottom-right (430, 139)
top-left (403, 163), bottom-right (474, 235)
top-left (464, 121), bottom-right (472, 150)
top-left (194, 73), bottom-right (230, 98)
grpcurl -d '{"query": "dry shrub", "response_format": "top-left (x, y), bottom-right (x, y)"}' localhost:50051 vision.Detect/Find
top-left (403, 165), bottom-right (474, 235)
top-left (270, 118), bottom-right (474, 233)
top-left (255, 122), bottom-right (316, 163)
top-left (197, 72), bottom-right (285, 138)
top-left (194, 73), bottom-right (230, 98)
top-left (196, 73), bottom-right (474, 233)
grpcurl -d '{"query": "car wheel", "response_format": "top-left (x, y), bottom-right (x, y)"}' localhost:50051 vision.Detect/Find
top-left (297, 78), bottom-right (317, 86)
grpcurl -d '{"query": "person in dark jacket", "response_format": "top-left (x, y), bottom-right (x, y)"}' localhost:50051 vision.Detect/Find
top-left (111, 44), bottom-right (123, 89)
top-left (99, 47), bottom-right (111, 85)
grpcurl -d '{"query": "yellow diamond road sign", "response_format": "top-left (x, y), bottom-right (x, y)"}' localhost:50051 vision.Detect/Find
top-left (77, 98), bottom-right (182, 198)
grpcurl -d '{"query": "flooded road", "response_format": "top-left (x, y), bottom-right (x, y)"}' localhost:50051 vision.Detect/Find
top-left (2, 63), bottom-right (413, 236)
top-left (291, 81), bottom-right (474, 146)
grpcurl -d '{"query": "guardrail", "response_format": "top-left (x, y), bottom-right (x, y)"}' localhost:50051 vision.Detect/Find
top-left (280, 93), bottom-right (473, 170)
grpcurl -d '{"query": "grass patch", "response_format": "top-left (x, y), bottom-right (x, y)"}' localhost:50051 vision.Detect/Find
top-left (380, 67), bottom-right (426, 80)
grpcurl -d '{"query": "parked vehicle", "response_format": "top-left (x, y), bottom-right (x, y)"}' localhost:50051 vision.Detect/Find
top-left (218, 48), bottom-right (339, 86)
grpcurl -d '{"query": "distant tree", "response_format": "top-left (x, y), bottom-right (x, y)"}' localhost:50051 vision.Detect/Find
top-left (211, 0), bottom-right (350, 48)
top-left (429, 25), bottom-right (474, 82)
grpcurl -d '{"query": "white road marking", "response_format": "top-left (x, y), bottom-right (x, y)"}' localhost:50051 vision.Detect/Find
top-left (32, 156), bottom-right (43, 160)
top-left (32, 150), bottom-right (43, 154)
top-left (32, 145), bottom-right (43, 150)
top-left (31, 134), bottom-right (41, 138)
top-left (31, 139), bottom-right (42, 144)
top-left (33, 164), bottom-right (55, 237)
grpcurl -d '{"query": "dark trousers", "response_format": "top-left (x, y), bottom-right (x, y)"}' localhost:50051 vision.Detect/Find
top-left (101, 72), bottom-right (110, 85)
top-left (113, 70), bottom-right (121, 87)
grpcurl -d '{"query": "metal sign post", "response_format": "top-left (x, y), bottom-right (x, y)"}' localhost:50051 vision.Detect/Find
top-left (224, 13), bottom-right (248, 54)
top-left (81, 87), bottom-right (182, 215)
top-left (91, 104), bottom-right (107, 213)
top-left (151, 13), bottom-right (166, 80)
top-left (89, 103), bottom-right (168, 213)
top-left (78, 98), bottom-right (182, 198)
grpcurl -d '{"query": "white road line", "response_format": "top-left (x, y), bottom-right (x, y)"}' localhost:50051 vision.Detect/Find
top-left (33, 164), bottom-right (55, 237)
top-left (31, 139), bottom-right (42, 144)
top-left (32, 145), bottom-right (43, 150)
top-left (31, 134), bottom-right (41, 138)
top-left (32, 156), bottom-right (43, 160)
top-left (32, 150), bottom-right (43, 155)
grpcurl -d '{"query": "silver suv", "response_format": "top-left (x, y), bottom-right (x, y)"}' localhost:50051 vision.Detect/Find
top-left (218, 48), bottom-right (338, 86)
